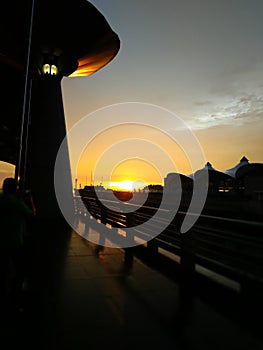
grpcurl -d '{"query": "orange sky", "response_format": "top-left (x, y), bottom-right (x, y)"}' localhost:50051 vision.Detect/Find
top-left (76, 122), bottom-right (191, 187)
top-left (61, 0), bottom-right (263, 188)
top-left (1, 0), bottom-right (262, 190)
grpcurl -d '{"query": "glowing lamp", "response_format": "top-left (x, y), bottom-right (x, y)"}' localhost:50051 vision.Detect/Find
top-left (42, 63), bottom-right (58, 75)
top-left (1, 0), bottom-right (120, 219)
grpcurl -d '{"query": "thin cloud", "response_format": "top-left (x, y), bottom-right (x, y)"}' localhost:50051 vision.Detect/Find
top-left (190, 89), bottom-right (263, 130)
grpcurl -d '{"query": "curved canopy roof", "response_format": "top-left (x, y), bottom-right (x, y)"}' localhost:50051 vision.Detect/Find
top-left (223, 156), bottom-right (249, 178)
top-left (192, 162), bottom-right (233, 182)
top-left (0, 0), bottom-right (120, 165)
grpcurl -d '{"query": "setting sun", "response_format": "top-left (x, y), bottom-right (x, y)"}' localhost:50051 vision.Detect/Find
top-left (108, 180), bottom-right (143, 192)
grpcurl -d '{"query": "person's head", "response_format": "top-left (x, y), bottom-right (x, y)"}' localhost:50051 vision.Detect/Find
top-left (2, 177), bottom-right (18, 195)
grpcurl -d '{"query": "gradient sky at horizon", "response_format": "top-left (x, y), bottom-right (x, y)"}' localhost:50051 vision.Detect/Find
top-left (62, 0), bottom-right (263, 186)
top-left (1, 0), bottom-right (263, 189)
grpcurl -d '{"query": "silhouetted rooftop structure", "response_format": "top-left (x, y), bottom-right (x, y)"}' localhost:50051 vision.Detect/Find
top-left (192, 162), bottom-right (233, 193)
top-left (192, 162), bottom-right (229, 179)
top-left (224, 156), bottom-right (249, 178)
top-left (164, 172), bottom-right (193, 193)
top-left (0, 0), bottom-right (120, 166)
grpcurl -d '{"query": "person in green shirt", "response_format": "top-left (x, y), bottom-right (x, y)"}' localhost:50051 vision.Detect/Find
top-left (0, 177), bottom-right (34, 307)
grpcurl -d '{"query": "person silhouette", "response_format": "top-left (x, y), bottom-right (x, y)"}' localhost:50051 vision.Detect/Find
top-left (0, 177), bottom-right (34, 309)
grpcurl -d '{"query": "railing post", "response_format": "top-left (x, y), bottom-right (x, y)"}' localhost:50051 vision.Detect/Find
top-left (147, 238), bottom-right (158, 256)
top-left (100, 203), bottom-right (107, 225)
top-left (180, 230), bottom-right (195, 288)
top-left (240, 276), bottom-right (263, 308)
top-left (124, 212), bottom-right (134, 269)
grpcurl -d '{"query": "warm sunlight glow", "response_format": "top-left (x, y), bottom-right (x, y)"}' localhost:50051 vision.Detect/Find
top-left (109, 180), bottom-right (138, 191)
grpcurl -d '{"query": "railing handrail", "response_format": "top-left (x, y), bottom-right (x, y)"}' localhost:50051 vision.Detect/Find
top-left (78, 194), bottom-right (263, 227)
top-left (75, 194), bottom-right (263, 293)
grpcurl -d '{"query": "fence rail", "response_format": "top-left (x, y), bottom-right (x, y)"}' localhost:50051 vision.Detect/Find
top-left (75, 194), bottom-right (263, 295)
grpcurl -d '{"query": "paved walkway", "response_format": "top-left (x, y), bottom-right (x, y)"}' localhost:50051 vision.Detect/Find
top-left (1, 220), bottom-right (263, 350)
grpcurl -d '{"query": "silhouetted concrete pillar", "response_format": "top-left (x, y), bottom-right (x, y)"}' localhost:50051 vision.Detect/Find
top-left (26, 75), bottom-right (73, 220)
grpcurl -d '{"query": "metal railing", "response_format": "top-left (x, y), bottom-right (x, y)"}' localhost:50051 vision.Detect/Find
top-left (74, 193), bottom-right (263, 296)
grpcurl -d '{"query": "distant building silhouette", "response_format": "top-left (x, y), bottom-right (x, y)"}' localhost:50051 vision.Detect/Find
top-left (164, 173), bottom-right (193, 194)
top-left (224, 156), bottom-right (249, 178)
top-left (193, 162), bottom-right (233, 193)
top-left (221, 156), bottom-right (263, 197)
top-left (143, 184), bottom-right (163, 193)
top-left (235, 162), bottom-right (263, 198)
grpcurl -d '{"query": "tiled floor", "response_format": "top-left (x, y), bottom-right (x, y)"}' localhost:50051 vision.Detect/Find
top-left (1, 220), bottom-right (263, 350)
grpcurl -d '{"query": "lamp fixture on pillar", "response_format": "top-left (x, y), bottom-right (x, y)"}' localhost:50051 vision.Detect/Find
top-left (42, 63), bottom-right (58, 75)
top-left (1, 0), bottom-right (120, 221)
top-left (40, 52), bottom-right (60, 76)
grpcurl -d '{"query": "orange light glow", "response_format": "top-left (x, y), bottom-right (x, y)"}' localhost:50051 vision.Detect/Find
top-left (69, 33), bottom-right (120, 77)
top-left (0, 161), bottom-right (15, 189)
top-left (108, 180), bottom-right (142, 192)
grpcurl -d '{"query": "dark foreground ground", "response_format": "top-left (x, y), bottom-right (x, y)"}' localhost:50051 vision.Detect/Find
top-left (1, 218), bottom-right (263, 350)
